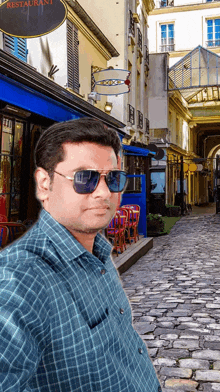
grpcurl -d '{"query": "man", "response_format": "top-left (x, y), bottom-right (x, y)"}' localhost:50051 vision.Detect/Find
top-left (0, 118), bottom-right (161, 391)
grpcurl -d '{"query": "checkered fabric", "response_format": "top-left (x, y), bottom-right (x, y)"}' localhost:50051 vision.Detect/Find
top-left (0, 209), bottom-right (161, 392)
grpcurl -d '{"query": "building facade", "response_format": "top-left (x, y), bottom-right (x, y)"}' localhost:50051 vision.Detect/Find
top-left (147, 0), bottom-right (220, 209)
top-left (0, 1), bottom-right (127, 221)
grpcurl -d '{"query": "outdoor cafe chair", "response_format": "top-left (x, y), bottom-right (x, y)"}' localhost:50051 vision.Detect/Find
top-left (106, 212), bottom-right (127, 256)
top-left (121, 204), bottom-right (140, 243)
top-left (0, 225), bottom-right (9, 248)
top-left (0, 222), bottom-right (26, 244)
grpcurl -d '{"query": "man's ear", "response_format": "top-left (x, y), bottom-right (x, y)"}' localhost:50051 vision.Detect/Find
top-left (34, 167), bottom-right (51, 204)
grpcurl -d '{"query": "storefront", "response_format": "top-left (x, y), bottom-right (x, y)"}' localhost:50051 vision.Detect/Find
top-left (0, 50), bottom-right (126, 221)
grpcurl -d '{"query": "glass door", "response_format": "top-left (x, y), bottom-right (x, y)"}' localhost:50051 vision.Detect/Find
top-left (0, 116), bottom-right (24, 220)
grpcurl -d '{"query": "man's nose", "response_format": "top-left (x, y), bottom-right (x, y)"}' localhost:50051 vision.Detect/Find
top-left (92, 175), bottom-right (111, 198)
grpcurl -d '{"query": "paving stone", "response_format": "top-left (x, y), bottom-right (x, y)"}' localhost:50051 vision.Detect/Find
top-left (206, 304), bottom-right (220, 309)
top-left (173, 339), bottom-right (199, 349)
top-left (204, 343), bottom-right (220, 350)
top-left (160, 367), bottom-right (192, 378)
top-left (133, 322), bottom-right (156, 334)
top-left (211, 383), bottom-right (220, 391)
top-left (160, 334), bottom-right (179, 340)
top-left (192, 350), bottom-right (220, 361)
top-left (179, 358), bottom-right (209, 370)
top-left (146, 340), bottom-right (169, 348)
top-left (164, 378), bottom-right (198, 391)
top-left (147, 348), bottom-right (158, 357)
top-left (153, 358), bottom-right (176, 367)
top-left (121, 213), bottom-right (220, 392)
top-left (159, 349), bottom-right (189, 359)
top-left (205, 336), bottom-right (220, 342)
top-left (195, 370), bottom-right (220, 382)
top-left (179, 334), bottom-right (199, 339)
top-left (214, 362), bottom-right (220, 370)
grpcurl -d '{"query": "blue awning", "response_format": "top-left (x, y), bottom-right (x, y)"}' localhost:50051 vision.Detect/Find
top-left (0, 74), bottom-right (83, 122)
top-left (122, 144), bottom-right (156, 157)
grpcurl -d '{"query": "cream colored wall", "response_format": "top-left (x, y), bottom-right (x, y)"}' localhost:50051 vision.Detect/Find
top-left (77, 0), bottom-right (125, 56)
top-left (78, 29), bottom-right (108, 110)
top-left (27, 11), bottom-right (112, 112)
top-left (27, 22), bottom-right (68, 87)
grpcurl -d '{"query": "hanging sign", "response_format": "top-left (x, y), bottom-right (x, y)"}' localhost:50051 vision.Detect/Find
top-left (93, 68), bottom-right (131, 95)
top-left (0, 0), bottom-right (67, 38)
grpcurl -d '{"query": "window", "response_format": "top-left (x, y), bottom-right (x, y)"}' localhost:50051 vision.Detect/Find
top-left (207, 19), bottom-right (220, 47)
top-left (67, 20), bottom-right (79, 93)
top-left (160, 0), bottom-right (174, 7)
top-left (160, 24), bottom-right (174, 52)
top-left (3, 34), bottom-right (27, 62)
top-left (0, 117), bottom-right (24, 219)
top-left (151, 171), bottom-right (166, 193)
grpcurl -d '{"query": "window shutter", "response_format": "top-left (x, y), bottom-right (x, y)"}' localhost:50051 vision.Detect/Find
top-left (3, 34), bottom-right (27, 62)
top-left (67, 20), bottom-right (79, 93)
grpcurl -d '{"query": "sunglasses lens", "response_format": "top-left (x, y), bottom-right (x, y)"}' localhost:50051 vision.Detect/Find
top-left (74, 170), bottom-right (100, 194)
top-left (106, 171), bottom-right (128, 192)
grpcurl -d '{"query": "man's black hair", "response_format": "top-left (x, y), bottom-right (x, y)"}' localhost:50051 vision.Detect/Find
top-left (35, 117), bottom-right (121, 179)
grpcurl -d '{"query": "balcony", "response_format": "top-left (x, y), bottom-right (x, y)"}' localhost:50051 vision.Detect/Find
top-left (145, 118), bottom-right (150, 134)
top-left (144, 45), bottom-right (149, 72)
top-left (137, 28), bottom-right (143, 51)
top-left (129, 10), bottom-right (135, 38)
top-left (137, 110), bottom-right (143, 129)
top-left (128, 104), bottom-right (135, 125)
top-left (160, 43), bottom-right (175, 52)
top-left (206, 40), bottom-right (220, 48)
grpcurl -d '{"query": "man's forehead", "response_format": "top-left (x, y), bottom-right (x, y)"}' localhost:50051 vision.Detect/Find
top-left (62, 142), bottom-right (117, 157)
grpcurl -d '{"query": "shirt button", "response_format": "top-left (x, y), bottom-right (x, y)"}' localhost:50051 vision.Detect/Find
top-left (100, 269), bottom-right (106, 275)
top-left (138, 348), bottom-right (143, 354)
top-left (120, 308), bottom-right (124, 314)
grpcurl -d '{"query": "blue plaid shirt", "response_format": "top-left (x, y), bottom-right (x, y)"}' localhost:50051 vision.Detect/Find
top-left (0, 209), bottom-right (161, 392)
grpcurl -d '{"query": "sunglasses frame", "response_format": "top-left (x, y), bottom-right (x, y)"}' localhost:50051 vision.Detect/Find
top-left (54, 169), bottom-right (128, 194)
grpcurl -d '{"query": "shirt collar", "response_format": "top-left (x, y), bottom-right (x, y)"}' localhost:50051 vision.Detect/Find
top-left (37, 209), bottom-right (112, 263)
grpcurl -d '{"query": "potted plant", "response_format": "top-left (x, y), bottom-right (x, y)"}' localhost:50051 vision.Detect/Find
top-left (147, 213), bottom-right (165, 235)
top-left (165, 204), bottom-right (181, 217)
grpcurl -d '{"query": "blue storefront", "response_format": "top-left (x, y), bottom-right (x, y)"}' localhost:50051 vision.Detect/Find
top-left (121, 144), bottom-right (156, 237)
top-left (0, 50), bottom-right (126, 221)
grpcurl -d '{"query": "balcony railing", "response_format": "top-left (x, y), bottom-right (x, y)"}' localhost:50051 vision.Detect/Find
top-left (160, 43), bottom-right (175, 52)
top-left (128, 104), bottom-right (135, 125)
top-left (129, 10), bottom-right (135, 37)
top-left (137, 110), bottom-right (143, 129)
top-left (206, 40), bottom-right (220, 47)
top-left (145, 45), bottom-right (149, 69)
top-left (145, 118), bottom-right (150, 134)
top-left (137, 28), bottom-right (142, 51)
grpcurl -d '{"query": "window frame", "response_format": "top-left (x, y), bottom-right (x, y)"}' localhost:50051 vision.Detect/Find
top-left (160, 22), bottom-right (175, 52)
top-left (206, 17), bottom-right (220, 47)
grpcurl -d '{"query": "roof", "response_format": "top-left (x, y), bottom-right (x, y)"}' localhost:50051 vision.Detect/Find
top-left (169, 45), bottom-right (220, 104)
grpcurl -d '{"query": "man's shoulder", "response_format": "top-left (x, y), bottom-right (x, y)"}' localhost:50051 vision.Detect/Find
top-left (0, 221), bottom-right (49, 266)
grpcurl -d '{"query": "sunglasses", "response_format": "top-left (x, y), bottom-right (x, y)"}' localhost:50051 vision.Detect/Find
top-left (54, 169), bottom-right (128, 194)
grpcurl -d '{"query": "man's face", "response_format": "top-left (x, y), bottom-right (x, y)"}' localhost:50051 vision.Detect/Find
top-left (40, 142), bottom-right (119, 234)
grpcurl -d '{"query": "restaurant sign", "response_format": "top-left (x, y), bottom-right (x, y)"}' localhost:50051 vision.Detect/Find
top-left (0, 0), bottom-right (67, 38)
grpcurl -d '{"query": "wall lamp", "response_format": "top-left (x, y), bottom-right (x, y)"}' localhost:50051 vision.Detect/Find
top-left (104, 101), bottom-right (113, 114)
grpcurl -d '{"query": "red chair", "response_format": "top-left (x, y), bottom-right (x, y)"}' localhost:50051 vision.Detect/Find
top-left (0, 214), bottom-right (8, 222)
top-left (0, 222), bottom-right (26, 244)
top-left (106, 212), bottom-right (127, 256)
top-left (0, 225), bottom-right (9, 248)
top-left (121, 205), bottom-right (140, 243)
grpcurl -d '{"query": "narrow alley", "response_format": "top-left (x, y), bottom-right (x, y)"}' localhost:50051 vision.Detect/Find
top-left (121, 207), bottom-right (220, 392)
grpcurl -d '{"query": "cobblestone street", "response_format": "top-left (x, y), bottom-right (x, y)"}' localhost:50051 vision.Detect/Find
top-left (121, 211), bottom-right (220, 391)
